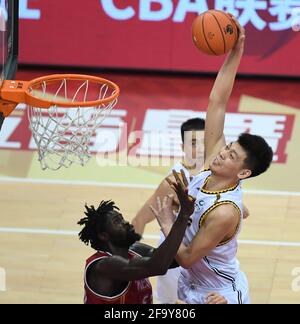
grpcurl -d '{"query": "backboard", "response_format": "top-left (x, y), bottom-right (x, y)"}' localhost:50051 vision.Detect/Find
top-left (0, 0), bottom-right (18, 131)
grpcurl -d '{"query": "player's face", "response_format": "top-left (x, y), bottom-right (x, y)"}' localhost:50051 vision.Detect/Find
top-left (106, 212), bottom-right (142, 248)
top-left (210, 142), bottom-right (251, 180)
top-left (182, 130), bottom-right (204, 164)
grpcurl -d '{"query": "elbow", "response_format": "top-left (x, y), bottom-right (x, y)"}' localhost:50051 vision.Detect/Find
top-left (209, 90), bottom-right (221, 102)
top-left (147, 261), bottom-right (169, 277)
top-left (156, 263), bottom-right (170, 276)
top-left (209, 94), bottom-right (217, 103)
top-left (176, 249), bottom-right (204, 269)
top-left (153, 261), bottom-right (173, 276)
top-left (179, 260), bottom-right (192, 269)
top-left (177, 256), bottom-right (196, 269)
top-left (157, 268), bottom-right (168, 276)
top-left (208, 96), bottom-right (226, 107)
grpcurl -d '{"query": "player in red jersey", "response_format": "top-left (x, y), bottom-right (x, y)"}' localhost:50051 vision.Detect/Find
top-left (78, 174), bottom-right (194, 304)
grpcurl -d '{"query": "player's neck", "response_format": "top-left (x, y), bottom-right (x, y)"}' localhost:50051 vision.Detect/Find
top-left (106, 243), bottom-right (129, 258)
top-left (204, 174), bottom-right (239, 192)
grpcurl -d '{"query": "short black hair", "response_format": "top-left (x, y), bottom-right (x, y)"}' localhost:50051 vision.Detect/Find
top-left (181, 118), bottom-right (205, 142)
top-left (78, 200), bottom-right (119, 251)
top-left (238, 133), bottom-right (273, 178)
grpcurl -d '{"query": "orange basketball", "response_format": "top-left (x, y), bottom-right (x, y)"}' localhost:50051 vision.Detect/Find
top-left (192, 10), bottom-right (238, 56)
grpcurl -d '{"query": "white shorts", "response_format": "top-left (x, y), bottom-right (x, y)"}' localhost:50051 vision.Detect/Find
top-left (155, 267), bottom-right (180, 304)
top-left (178, 271), bottom-right (250, 304)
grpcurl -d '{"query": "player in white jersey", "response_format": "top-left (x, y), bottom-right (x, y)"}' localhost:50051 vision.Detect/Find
top-left (132, 118), bottom-right (206, 304)
top-left (132, 121), bottom-right (249, 304)
top-left (179, 169), bottom-right (246, 303)
top-left (132, 118), bottom-right (206, 235)
top-left (151, 17), bottom-right (273, 304)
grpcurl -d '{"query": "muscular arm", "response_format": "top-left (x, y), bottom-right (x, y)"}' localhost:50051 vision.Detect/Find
top-left (129, 242), bottom-right (179, 269)
top-left (160, 204), bottom-right (240, 268)
top-left (204, 22), bottom-right (245, 168)
top-left (95, 204), bottom-right (190, 281)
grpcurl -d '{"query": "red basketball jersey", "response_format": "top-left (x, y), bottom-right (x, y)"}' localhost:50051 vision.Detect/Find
top-left (84, 250), bottom-right (153, 304)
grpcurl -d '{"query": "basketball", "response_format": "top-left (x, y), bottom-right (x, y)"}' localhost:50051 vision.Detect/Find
top-left (192, 10), bottom-right (238, 56)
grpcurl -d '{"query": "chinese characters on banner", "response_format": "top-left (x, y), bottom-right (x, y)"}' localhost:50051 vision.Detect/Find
top-left (215, 0), bottom-right (300, 31)
top-left (99, 0), bottom-right (300, 30)
top-left (18, 0), bottom-right (300, 76)
top-left (0, 106), bottom-right (293, 164)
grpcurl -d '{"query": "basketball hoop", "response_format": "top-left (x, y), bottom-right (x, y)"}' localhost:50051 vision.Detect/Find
top-left (0, 74), bottom-right (120, 170)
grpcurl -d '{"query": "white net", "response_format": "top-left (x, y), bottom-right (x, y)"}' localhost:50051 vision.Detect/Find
top-left (27, 76), bottom-right (118, 171)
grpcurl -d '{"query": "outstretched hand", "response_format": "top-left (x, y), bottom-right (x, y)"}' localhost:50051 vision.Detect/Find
top-left (166, 169), bottom-right (195, 219)
top-left (227, 13), bottom-right (245, 53)
top-left (150, 194), bottom-right (176, 230)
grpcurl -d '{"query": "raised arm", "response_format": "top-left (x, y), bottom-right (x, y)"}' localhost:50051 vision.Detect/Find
top-left (204, 17), bottom-right (245, 167)
top-left (95, 181), bottom-right (194, 281)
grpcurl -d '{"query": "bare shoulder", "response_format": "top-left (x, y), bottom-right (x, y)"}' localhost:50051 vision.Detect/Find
top-left (94, 255), bottom-right (128, 274)
top-left (206, 203), bottom-right (240, 226)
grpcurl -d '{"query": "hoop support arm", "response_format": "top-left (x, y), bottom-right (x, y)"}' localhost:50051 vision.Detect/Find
top-left (0, 80), bottom-right (52, 116)
top-left (0, 100), bottom-right (19, 117)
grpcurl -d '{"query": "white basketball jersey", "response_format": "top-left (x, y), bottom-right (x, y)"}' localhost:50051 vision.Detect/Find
top-left (181, 169), bottom-right (244, 289)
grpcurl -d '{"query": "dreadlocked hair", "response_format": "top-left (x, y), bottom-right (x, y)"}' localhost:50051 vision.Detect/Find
top-left (78, 200), bottom-right (120, 250)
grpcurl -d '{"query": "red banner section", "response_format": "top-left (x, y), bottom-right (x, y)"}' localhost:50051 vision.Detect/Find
top-left (19, 0), bottom-right (300, 76)
top-left (0, 104), bottom-right (294, 164)
top-left (0, 69), bottom-right (297, 165)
